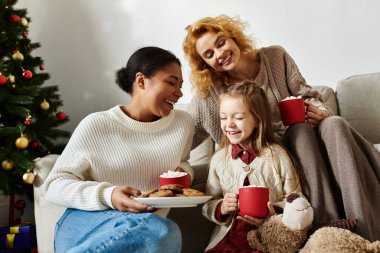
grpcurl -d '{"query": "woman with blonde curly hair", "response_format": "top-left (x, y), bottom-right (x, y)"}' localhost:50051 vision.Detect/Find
top-left (183, 14), bottom-right (380, 242)
top-left (184, 15), bottom-right (256, 98)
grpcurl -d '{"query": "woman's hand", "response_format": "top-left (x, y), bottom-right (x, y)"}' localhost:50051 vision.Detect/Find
top-left (305, 101), bottom-right (329, 127)
top-left (111, 186), bottom-right (154, 213)
top-left (237, 201), bottom-right (275, 226)
top-left (221, 193), bottom-right (239, 215)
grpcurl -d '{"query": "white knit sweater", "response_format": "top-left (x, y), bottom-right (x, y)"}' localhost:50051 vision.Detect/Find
top-left (44, 106), bottom-right (194, 211)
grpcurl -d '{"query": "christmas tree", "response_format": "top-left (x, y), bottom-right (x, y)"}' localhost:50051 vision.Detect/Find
top-left (0, 0), bottom-right (70, 196)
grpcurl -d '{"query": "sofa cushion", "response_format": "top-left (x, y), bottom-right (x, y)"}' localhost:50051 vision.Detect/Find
top-left (336, 72), bottom-right (380, 144)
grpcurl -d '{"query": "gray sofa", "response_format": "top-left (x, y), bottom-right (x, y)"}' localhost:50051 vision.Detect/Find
top-left (33, 72), bottom-right (380, 253)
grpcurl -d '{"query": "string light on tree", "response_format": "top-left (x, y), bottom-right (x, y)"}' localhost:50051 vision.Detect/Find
top-left (0, 30), bottom-right (6, 40)
top-left (8, 74), bottom-right (15, 83)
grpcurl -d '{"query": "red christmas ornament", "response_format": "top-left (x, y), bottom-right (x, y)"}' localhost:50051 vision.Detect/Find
top-left (39, 65), bottom-right (45, 70)
top-left (24, 120), bottom-right (31, 126)
top-left (57, 111), bottom-right (67, 121)
top-left (22, 33), bottom-right (28, 38)
top-left (30, 140), bottom-right (40, 149)
top-left (22, 70), bottom-right (33, 79)
top-left (9, 14), bottom-right (21, 23)
top-left (11, 49), bottom-right (17, 54)
top-left (15, 199), bottom-right (26, 210)
top-left (0, 75), bottom-right (6, 85)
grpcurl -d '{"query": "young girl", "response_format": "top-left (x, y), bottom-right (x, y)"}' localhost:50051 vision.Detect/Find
top-left (44, 46), bottom-right (194, 252)
top-left (203, 81), bottom-right (303, 252)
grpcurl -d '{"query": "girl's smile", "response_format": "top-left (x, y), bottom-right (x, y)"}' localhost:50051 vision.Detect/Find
top-left (219, 95), bottom-right (257, 146)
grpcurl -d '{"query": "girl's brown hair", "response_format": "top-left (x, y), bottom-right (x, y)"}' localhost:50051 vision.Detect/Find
top-left (183, 15), bottom-right (256, 98)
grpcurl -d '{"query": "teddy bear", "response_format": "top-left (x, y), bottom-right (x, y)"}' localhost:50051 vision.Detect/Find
top-left (300, 227), bottom-right (380, 253)
top-left (247, 193), bottom-right (313, 253)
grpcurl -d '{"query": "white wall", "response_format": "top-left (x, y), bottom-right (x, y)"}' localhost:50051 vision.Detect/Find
top-left (17, 0), bottom-right (380, 132)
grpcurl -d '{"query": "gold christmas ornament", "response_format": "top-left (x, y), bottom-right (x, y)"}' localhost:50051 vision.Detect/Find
top-left (11, 51), bottom-right (24, 62)
top-left (1, 159), bottom-right (14, 170)
top-left (22, 170), bottom-right (35, 184)
top-left (21, 17), bottom-right (28, 26)
top-left (15, 135), bottom-right (29, 150)
top-left (40, 99), bottom-right (50, 111)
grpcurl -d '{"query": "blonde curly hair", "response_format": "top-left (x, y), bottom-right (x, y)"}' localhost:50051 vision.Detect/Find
top-left (183, 15), bottom-right (257, 97)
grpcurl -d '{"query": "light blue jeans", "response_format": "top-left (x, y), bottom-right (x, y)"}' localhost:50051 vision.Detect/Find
top-left (55, 208), bottom-right (182, 253)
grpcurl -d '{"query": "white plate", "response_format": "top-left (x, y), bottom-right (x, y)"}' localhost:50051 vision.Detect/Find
top-left (134, 196), bottom-right (212, 208)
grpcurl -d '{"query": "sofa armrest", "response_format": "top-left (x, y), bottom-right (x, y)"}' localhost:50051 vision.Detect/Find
top-left (33, 154), bottom-right (65, 253)
top-left (33, 154), bottom-right (59, 188)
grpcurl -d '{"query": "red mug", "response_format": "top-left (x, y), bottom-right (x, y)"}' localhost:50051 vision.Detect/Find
top-left (278, 98), bottom-right (306, 126)
top-left (238, 186), bottom-right (269, 218)
top-left (159, 174), bottom-right (189, 188)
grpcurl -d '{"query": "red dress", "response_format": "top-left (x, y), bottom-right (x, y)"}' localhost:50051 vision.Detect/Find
top-left (205, 144), bottom-right (261, 253)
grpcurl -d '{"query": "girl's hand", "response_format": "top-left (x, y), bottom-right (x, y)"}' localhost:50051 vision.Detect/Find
top-left (237, 201), bottom-right (275, 226)
top-left (221, 193), bottom-right (239, 215)
top-left (304, 101), bottom-right (329, 127)
top-left (111, 186), bottom-right (154, 213)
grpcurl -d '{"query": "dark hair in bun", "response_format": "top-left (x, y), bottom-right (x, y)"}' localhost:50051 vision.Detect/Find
top-left (115, 46), bottom-right (181, 94)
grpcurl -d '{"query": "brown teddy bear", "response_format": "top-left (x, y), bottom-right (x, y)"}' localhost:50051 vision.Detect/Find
top-left (247, 193), bottom-right (313, 253)
top-left (300, 227), bottom-right (380, 253)
top-left (247, 193), bottom-right (380, 253)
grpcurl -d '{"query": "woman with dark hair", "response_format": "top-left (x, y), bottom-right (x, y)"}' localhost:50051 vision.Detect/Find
top-left (44, 46), bottom-right (193, 252)
top-left (183, 15), bottom-right (380, 241)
